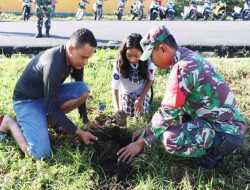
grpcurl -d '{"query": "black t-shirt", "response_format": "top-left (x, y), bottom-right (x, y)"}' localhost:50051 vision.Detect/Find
top-left (13, 45), bottom-right (83, 133)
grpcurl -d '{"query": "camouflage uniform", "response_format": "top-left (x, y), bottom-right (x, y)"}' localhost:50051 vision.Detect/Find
top-left (35, 0), bottom-right (53, 37)
top-left (140, 26), bottom-right (248, 168)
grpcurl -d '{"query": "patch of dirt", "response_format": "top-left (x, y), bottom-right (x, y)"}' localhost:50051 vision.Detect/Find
top-left (90, 112), bottom-right (133, 181)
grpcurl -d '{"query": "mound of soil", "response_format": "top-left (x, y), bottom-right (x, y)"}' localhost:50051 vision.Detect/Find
top-left (95, 110), bottom-right (127, 127)
top-left (90, 112), bottom-right (133, 181)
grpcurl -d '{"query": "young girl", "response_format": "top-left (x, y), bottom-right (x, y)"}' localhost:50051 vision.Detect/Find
top-left (112, 33), bottom-right (156, 117)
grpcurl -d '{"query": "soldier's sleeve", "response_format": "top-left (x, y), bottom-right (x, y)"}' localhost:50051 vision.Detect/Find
top-left (143, 61), bottom-right (196, 147)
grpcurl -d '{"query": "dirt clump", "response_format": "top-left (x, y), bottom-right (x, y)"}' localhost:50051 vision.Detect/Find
top-left (90, 112), bottom-right (133, 180)
top-left (95, 110), bottom-right (127, 127)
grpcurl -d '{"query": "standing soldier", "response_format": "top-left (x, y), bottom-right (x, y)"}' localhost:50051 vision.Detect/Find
top-left (34, 0), bottom-right (53, 38)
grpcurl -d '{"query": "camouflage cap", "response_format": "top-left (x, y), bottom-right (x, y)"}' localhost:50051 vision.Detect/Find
top-left (140, 25), bottom-right (171, 61)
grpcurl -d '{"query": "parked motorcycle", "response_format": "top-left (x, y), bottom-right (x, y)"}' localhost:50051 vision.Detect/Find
top-left (165, 1), bottom-right (175, 20)
top-left (93, 0), bottom-right (105, 20)
top-left (114, 0), bottom-right (126, 20)
top-left (22, 0), bottom-right (32, 21)
top-left (232, 1), bottom-right (250, 20)
top-left (211, 0), bottom-right (227, 20)
top-left (149, 0), bottom-right (160, 20)
top-left (130, 0), bottom-right (144, 20)
top-left (156, 0), bottom-right (175, 20)
top-left (75, 0), bottom-right (89, 21)
top-left (195, 0), bottom-right (212, 20)
top-left (181, 1), bottom-right (198, 20)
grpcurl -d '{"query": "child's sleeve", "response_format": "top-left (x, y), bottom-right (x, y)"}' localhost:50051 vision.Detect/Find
top-left (143, 61), bottom-right (196, 147)
top-left (147, 61), bottom-right (157, 81)
top-left (111, 60), bottom-right (120, 90)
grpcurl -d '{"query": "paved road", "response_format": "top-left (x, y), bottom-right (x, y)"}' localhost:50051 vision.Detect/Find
top-left (0, 20), bottom-right (250, 48)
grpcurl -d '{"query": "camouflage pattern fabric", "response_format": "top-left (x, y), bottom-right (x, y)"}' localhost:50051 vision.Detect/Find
top-left (143, 47), bottom-right (248, 157)
top-left (36, 0), bottom-right (53, 29)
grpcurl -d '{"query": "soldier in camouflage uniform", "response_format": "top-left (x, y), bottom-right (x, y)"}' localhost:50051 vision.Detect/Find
top-left (117, 25), bottom-right (248, 169)
top-left (34, 0), bottom-right (53, 38)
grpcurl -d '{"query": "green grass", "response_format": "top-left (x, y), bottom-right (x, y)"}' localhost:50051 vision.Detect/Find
top-left (0, 50), bottom-right (250, 189)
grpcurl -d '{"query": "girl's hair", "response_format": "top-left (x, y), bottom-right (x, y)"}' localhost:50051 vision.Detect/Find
top-left (117, 33), bottom-right (148, 79)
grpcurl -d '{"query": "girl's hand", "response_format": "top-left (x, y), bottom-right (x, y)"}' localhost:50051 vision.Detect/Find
top-left (117, 138), bottom-right (145, 163)
top-left (134, 97), bottom-right (144, 114)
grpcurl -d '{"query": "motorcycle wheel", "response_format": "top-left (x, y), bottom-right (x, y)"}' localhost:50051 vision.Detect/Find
top-left (117, 12), bottom-right (122, 20)
top-left (190, 11), bottom-right (197, 21)
top-left (221, 13), bottom-right (226, 20)
top-left (23, 7), bottom-right (28, 21)
top-left (27, 8), bottom-right (31, 21)
top-left (138, 10), bottom-right (143, 20)
top-left (218, 11), bottom-right (226, 20)
top-left (97, 9), bottom-right (102, 20)
top-left (232, 14), bottom-right (237, 21)
top-left (204, 12), bottom-right (209, 21)
top-left (243, 10), bottom-right (250, 20)
top-left (27, 12), bottom-right (30, 21)
top-left (150, 12), bottom-right (157, 20)
top-left (167, 12), bottom-right (175, 20)
top-left (93, 11), bottom-right (97, 20)
top-left (75, 7), bottom-right (85, 21)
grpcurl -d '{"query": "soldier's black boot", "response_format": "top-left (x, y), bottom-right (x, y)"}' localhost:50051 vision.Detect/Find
top-left (35, 28), bottom-right (43, 38)
top-left (45, 29), bottom-right (50, 37)
top-left (196, 151), bottom-right (224, 169)
top-left (195, 133), bottom-right (244, 169)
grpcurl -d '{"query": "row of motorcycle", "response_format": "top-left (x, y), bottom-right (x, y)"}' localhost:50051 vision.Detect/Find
top-left (75, 0), bottom-right (175, 21)
top-left (182, 0), bottom-right (250, 21)
top-left (76, 0), bottom-right (250, 21)
top-left (20, 0), bottom-right (250, 21)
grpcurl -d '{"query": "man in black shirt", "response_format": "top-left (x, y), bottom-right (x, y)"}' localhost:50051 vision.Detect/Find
top-left (13, 28), bottom-right (98, 160)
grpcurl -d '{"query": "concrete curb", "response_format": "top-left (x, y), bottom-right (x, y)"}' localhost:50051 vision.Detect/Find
top-left (1, 44), bottom-right (250, 58)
